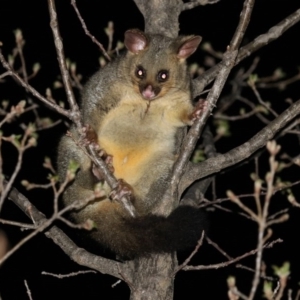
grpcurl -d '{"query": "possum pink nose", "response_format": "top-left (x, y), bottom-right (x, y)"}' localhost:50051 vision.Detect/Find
top-left (142, 85), bottom-right (156, 100)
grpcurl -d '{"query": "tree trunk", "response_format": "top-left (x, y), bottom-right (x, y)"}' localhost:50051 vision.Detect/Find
top-left (126, 2), bottom-right (181, 299)
top-left (129, 254), bottom-right (177, 300)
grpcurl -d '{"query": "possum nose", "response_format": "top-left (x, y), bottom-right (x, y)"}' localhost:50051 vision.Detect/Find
top-left (140, 85), bottom-right (161, 100)
top-left (142, 85), bottom-right (155, 100)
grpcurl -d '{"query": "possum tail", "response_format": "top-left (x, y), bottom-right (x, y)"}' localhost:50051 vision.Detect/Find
top-left (89, 204), bottom-right (207, 258)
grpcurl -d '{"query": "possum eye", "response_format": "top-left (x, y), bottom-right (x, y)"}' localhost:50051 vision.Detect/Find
top-left (135, 65), bottom-right (146, 79)
top-left (157, 70), bottom-right (169, 82)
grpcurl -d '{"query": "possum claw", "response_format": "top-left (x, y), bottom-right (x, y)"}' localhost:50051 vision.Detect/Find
top-left (110, 179), bottom-right (136, 217)
top-left (110, 179), bottom-right (133, 200)
top-left (189, 99), bottom-right (208, 123)
top-left (80, 124), bottom-right (100, 150)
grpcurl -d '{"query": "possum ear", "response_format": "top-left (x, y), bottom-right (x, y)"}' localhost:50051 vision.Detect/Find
top-left (177, 36), bottom-right (202, 59)
top-left (124, 29), bottom-right (148, 54)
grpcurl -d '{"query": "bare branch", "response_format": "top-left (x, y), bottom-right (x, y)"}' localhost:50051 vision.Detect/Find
top-left (174, 231), bottom-right (205, 274)
top-left (215, 107), bottom-right (259, 121)
top-left (171, 0), bottom-right (255, 200)
top-left (236, 264), bottom-right (276, 281)
top-left (248, 79), bottom-right (278, 118)
top-left (171, 52), bottom-right (237, 201)
top-left (227, 191), bottom-right (258, 221)
top-left (206, 236), bottom-right (231, 259)
top-left (180, 99), bottom-right (300, 194)
top-left (70, 0), bottom-right (111, 61)
top-left (7, 184), bottom-right (132, 280)
top-left (247, 141), bottom-right (281, 300)
top-left (0, 218), bottom-right (36, 229)
top-left (24, 280), bottom-right (33, 300)
top-left (0, 71), bottom-right (10, 80)
top-left (237, 8), bottom-right (300, 65)
top-left (192, 8), bottom-right (300, 97)
top-left (267, 214), bottom-right (289, 227)
top-left (0, 51), bottom-right (70, 118)
top-left (47, 0), bottom-right (79, 115)
top-left (230, 0), bottom-right (255, 51)
top-left (258, 71), bottom-right (300, 89)
top-left (14, 29), bottom-right (28, 83)
top-left (42, 270), bottom-right (96, 278)
top-left (182, 0), bottom-right (220, 11)
top-left (0, 126), bottom-right (36, 211)
top-left (182, 238), bottom-right (282, 271)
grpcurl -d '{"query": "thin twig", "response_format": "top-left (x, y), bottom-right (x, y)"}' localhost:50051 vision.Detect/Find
top-left (183, 239), bottom-right (282, 271)
top-left (247, 141), bottom-right (279, 300)
top-left (215, 108), bottom-right (258, 121)
top-left (182, 0), bottom-right (219, 11)
top-left (227, 191), bottom-right (259, 222)
top-left (0, 71), bottom-right (10, 80)
top-left (174, 231), bottom-right (205, 274)
top-left (47, 0), bottom-right (79, 116)
top-left (236, 264), bottom-right (276, 281)
top-left (206, 236), bottom-right (232, 259)
top-left (42, 270), bottom-right (96, 278)
top-left (0, 51), bottom-right (70, 118)
top-left (0, 218), bottom-right (36, 229)
top-left (248, 81), bottom-right (278, 117)
top-left (24, 280), bottom-right (33, 300)
top-left (0, 128), bottom-right (33, 211)
top-left (70, 0), bottom-right (111, 61)
top-left (295, 289), bottom-right (300, 300)
top-left (0, 181), bottom-right (99, 266)
top-left (15, 30), bottom-right (28, 83)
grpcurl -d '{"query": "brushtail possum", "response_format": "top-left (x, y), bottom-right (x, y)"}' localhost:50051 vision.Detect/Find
top-left (57, 29), bottom-right (206, 258)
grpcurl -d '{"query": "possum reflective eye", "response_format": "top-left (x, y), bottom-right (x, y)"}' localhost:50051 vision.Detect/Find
top-left (157, 70), bottom-right (169, 82)
top-left (135, 66), bottom-right (146, 79)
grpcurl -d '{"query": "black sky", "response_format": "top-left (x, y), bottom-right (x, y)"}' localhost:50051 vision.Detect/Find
top-left (1, 0), bottom-right (300, 299)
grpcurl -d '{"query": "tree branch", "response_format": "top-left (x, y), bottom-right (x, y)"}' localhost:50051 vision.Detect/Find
top-left (192, 8), bottom-right (300, 97)
top-left (183, 238), bottom-right (282, 271)
top-left (237, 8), bottom-right (300, 65)
top-left (180, 99), bottom-right (300, 194)
top-left (70, 0), bottom-right (111, 61)
top-left (47, 0), bottom-right (79, 115)
top-left (47, 0), bottom-right (136, 216)
top-left (0, 51), bottom-right (70, 118)
top-left (230, 0), bottom-right (255, 50)
top-left (169, 0), bottom-right (255, 201)
top-left (7, 185), bottom-right (132, 280)
top-left (182, 0), bottom-right (220, 11)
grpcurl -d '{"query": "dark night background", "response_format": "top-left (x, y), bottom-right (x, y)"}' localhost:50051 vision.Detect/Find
top-left (1, 0), bottom-right (300, 299)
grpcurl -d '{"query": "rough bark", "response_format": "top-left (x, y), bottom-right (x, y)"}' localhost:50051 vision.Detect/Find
top-left (128, 254), bottom-right (176, 300)
top-left (133, 0), bottom-right (182, 37)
